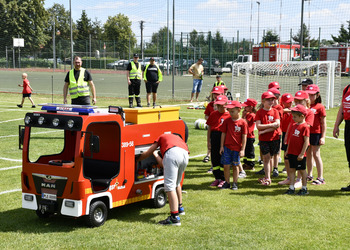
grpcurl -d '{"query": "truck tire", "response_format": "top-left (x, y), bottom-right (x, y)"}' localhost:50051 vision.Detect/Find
top-left (153, 187), bottom-right (167, 208)
top-left (85, 200), bottom-right (108, 227)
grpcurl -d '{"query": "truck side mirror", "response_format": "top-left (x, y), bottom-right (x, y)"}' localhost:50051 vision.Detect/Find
top-left (90, 135), bottom-right (100, 153)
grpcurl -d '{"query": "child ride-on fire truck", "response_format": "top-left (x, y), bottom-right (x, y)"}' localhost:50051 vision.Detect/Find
top-left (19, 104), bottom-right (188, 227)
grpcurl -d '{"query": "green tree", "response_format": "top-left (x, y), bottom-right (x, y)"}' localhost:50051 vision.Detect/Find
top-left (103, 14), bottom-right (136, 57)
top-left (261, 29), bottom-right (279, 43)
top-left (150, 26), bottom-right (172, 53)
top-left (75, 10), bottom-right (92, 52)
top-left (331, 21), bottom-right (350, 43)
top-left (292, 23), bottom-right (318, 47)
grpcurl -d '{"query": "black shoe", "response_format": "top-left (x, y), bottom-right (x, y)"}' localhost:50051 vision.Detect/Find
top-left (231, 182), bottom-right (238, 190)
top-left (220, 182), bottom-right (230, 189)
top-left (297, 188), bottom-right (309, 196)
top-left (255, 168), bottom-right (265, 175)
top-left (129, 104), bottom-right (134, 108)
top-left (17, 104), bottom-right (22, 108)
top-left (31, 105), bottom-right (36, 108)
top-left (147, 103), bottom-right (150, 107)
top-left (284, 188), bottom-right (295, 195)
top-left (137, 104), bottom-right (142, 108)
top-left (158, 216), bottom-right (181, 226)
top-left (341, 184), bottom-right (350, 191)
top-left (272, 168), bottom-right (279, 177)
top-left (153, 102), bottom-right (156, 108)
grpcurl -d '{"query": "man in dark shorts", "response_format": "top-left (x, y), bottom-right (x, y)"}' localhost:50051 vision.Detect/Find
top-left (63, 56), bottom-right (96, 105)
top-left (144, 57), bottom-right (163, 107)
top-left (126, 53), bottom-right (142, 108)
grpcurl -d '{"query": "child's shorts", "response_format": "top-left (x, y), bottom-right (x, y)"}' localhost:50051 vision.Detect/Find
top-left (221, 146), bottom-right (240, 166)
top-left (260, 138), bottom-right (280, 156)
top-left (310, 133), bottom-right (321, 146)
top-left (23, 93), bottom-right (31, 98)
top-left (287, 154), bottom-right (306, 170)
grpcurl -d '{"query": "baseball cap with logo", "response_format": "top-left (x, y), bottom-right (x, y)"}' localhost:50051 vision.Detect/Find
top-left (298, 78), bottom-right (313, 86)
top-left (242, 98), bottom-right (258, 107)
top-left (261, 91), bottom-right (276, 100)
top-left (281, 93), bottom-right (294, 103)
top-left (133, 53), bottom-right (139, 58)
top-left (225, 100), bottom-right (242, 109)
top-left (214, 95), bottom-right (228, 105)
top-left (218, 84), bottom-right (228, 91)
top-left (294, 90), bottom-right (309, 100)
top-left (211, 86), bottom-right (224, 94)
top-left (269, 87), bottom-right (281, 96)
top-left (290, 104), bottom-right (307, 116)
top-left (305, 84), bottom-right (320, 94)
top-left (268, 81), bottom-right (280, 89)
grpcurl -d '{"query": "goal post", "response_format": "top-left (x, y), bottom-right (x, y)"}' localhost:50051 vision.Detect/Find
top-left (230, 61), bottom-right (342, 109)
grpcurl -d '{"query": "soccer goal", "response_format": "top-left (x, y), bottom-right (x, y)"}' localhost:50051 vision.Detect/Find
top-left (231, 61), bottom-right (342, 109)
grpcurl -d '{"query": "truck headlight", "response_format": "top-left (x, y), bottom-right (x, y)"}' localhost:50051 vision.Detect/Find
top-left (24, 194), bottom-right (34, 201)
top-left (24, 116), bottom-right (31, 125)
top-left (65, 200), bottom-right (75, 208)
top-left (67, 119), bottom-right (74, 128)
top-left (52, 118), bottom-right (60, 127)
top-left (38, 116), bottom-right (45, 125)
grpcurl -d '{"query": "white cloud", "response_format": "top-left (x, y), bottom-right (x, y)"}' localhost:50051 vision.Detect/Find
top-left (196, 0), bottom-right (238, 10)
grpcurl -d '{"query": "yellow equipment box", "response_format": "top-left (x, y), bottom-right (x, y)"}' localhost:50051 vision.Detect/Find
top-left (124, 106), bottom-right (180, 124)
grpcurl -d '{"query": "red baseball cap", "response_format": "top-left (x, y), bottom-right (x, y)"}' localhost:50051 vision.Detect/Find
top-left (214, 95), bottom-right (228, 105)
top-left (218, 84), bottom-right (228, 91)
top-left (294, 90), bottom-right (309, 100)
top-left (268, 81), bottom-right (280, 89)
top-left (290, 104), bottom-right (307, 116)
top-left (242, 98), bottom-right (258, 107)
top-left (305, 84), bottom-right (320, 94)
top-left (281, 93), bottom-right (294, 103)
top-left (261, 91), bottom-right (277, 100)
top-left (225, 100), bottom-right (242, 109)
top-left (269, 87), bottom-right (281, 96)
top-left (211, 86), bottom-right (224, 94)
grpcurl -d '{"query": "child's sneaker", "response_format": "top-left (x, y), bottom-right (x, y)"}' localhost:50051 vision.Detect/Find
top-left (207, 166), bottom-right (213, 173)
top-left (31, 105), bottom-right (36, 108)
top-left (255, 168), bottom-right (265, 175)
top-left (158, 216), bottom-right (181, 226)
top-left (220, 182), bottom-right (230, 189)
top-left (231, 182), bottom-right (238, 190)
top-left (294, 179), bottom-right (302, 189)
top-left (238, 171), bottom-right (246, 178)
top-left (217, 180), bottom-right (226, 188)
top-left (17, 104), bottom-right (22, 108)
top-left (284, 188), bottom-right (295, 195)
top-left (282, 167), bottom-right (287, 174)
top-left (210, 179), bottom-right (221, 186)
top-left (307, 176), bottom-right (313, 182)
top-left (272, 168), bottom-right (279, 177)
top-left (297, 188), bottom-right (309, 196)
top-left (178, 206), bottom-right (185, 215)
top-left (312, 178), bottom-right (326, 185)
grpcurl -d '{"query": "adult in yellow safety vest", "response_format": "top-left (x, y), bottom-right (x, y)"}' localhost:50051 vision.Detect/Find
top-left (126, 53), bottom-right (143, 108)
top-left (213, 75), bottom-right (226, 88)
top-left (63, 56), bottom-right (96, 105)
top-left (144, 57), bottom-right (163, 107)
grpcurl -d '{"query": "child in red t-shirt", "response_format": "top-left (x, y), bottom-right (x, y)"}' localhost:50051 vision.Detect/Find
top-left (285, 104), bottom-right (310, 195)
top-left (306, 84), bottom-right (326, 185)
top-left (255, 91), bottom-right (280, 186)
top-left (242, 98), bottom-right (257, 170)
top-left (203, 87), bottom-right (224, 165)
top-left (219, 100), bottom-right (248, 190)
top-left (206, 95), bottom-right (231, 187)
top-left (17, 73), bottom-right (36, 108)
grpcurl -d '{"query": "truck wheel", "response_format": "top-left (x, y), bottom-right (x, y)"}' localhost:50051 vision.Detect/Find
top-left (85, 200), bottom-right (108, 227)
top-left (36, 209), bottom-right (52, 219)
top-left (153, 187), bottom-right (167, 208)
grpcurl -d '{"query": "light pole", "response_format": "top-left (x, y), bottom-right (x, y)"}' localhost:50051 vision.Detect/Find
top-left (70, 0), bottom-right (73, 68)
top-left (300, 0), bottom-right (305, 61)
top-left (256, 1), bottom-right (260, 44)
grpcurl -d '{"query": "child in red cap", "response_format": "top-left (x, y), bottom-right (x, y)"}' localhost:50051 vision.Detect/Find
top-left (219, 100), bottom-right (248, 190)
top-left (206, 95), bottom-right (230, 187)
top-left (284, 104), bottom-right (310, 195)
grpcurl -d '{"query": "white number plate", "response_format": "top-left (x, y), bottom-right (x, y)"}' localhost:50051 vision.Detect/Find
top-left (42, 193), bottom-right (57, 201)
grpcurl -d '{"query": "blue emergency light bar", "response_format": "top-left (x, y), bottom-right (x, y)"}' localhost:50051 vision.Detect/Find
top-left (40, 103), bottom-right (96, 114)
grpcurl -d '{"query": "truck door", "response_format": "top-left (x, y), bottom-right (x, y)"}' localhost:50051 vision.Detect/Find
top-left (83, 122), bottom-right (121, 192)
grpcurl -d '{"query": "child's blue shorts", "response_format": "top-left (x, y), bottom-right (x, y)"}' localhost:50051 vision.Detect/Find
top-left (221, 146), bottom-right (240, 166)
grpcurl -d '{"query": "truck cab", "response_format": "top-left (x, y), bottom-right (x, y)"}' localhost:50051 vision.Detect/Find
top-left (20, 104), bottom-right (187, 227)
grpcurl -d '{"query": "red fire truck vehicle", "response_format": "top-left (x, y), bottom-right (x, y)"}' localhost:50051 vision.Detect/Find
top-left (319, 46), bottom-right (350, 74)
top-left (252, 42), bottom-right (300, 62)
top-left (19, 104), bottom-right (188, 227)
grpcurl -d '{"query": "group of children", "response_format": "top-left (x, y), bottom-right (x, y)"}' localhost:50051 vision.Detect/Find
top-left (204, 78), bottom-right (326, 195)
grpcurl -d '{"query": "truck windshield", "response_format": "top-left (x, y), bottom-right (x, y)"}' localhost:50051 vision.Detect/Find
top-left (28, 127), bottom-right (66, 163)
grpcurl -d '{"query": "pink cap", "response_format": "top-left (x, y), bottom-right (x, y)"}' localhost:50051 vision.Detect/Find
top-left (269, 87), bottom-right (281, 95)
top-left (290, 104), bottom-right (307, 116)
top-left (261, 91), bottom-right (277, 100)
top-left (268, 81), bottom-right (280, 89)
top-left (305, 84), bottom-right (320, 94)
top-left (294, 90), bottom-right (309, 100)
top-left (214, 95), bottom-right (228, 105)
top-left (218, 84), bottom-right (228, 91)
top-left (281, 93), bottom-right (294, 103)
top-left (242, 98), bottom-right (258, 107)
top-left (211, 86), bottom-right (224, 94)
top-left (225, 100), bottom-right (242, 109)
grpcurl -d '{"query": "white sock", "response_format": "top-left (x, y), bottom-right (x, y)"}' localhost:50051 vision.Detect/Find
top-left (289, 185), bottom-right (295, 190)
top-left (302, 186), bottom-right (307, 190)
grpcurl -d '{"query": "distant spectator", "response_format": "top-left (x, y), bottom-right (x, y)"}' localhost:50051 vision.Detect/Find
top-left (299, 78), bottom-right (313, 91)
top-left (144, 57), bottom-right (163, 107)
top-left (188, 58), bottom-right (204, 102)
top-left (17, 73), bottom-right (36, 108)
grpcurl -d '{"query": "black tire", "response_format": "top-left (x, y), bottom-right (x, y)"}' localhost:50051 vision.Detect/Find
top-left (85, 200), bottom-right (108, 227)
top-left (36, 209), bottom-right (52, 219)
top-left (153, 187), bottom-right (167, 208)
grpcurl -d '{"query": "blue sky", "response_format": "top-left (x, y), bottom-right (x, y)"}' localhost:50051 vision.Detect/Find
top-left (44, 0), bottom-right (350, 42)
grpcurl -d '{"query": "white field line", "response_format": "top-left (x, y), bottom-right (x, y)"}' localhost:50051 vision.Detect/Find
top-left (326, 136), bottom-right (344, 142)
top-left (0, 189), bottom-right (21, 195)
top-left (0, 157), bottom-right (21, 162)
top-left (0, 165), bottom-right (21, 171)
top-left (0, 118), bottom-right (23, 124)
top-left (189, 154), bottom-right (206, 159)
top-left (0, 130), bottom-right (60, 139)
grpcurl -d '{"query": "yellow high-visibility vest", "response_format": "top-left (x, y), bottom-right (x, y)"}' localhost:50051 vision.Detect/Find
top-left (129, 61), bottom-right (142, 79)
top-left (143, 64), bottom-right (163, 82)
top-left (68, 68), bottom-right (90, 99)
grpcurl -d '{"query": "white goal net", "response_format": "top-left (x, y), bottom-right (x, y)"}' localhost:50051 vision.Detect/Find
top-left (231, 61), bottom-right (342, 109)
